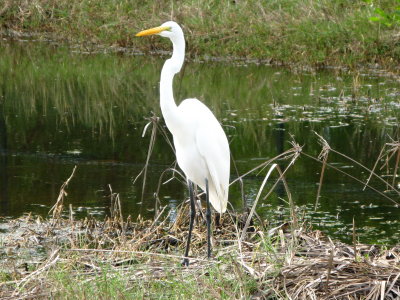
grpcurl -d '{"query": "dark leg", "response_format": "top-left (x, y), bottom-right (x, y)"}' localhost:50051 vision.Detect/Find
top-left (205, 178), bottom-right (212, 258)
top-left (182, 180), bottom-right (196, 266)
top-left (215, 213), bottom-right (221, 228)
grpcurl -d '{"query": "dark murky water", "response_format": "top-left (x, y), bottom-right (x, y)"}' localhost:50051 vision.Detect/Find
top-left (0, 39), bottom-right (399, 244)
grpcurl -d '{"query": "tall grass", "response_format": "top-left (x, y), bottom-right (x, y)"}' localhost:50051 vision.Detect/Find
top-left (1, 0), bottom-right (399, 68)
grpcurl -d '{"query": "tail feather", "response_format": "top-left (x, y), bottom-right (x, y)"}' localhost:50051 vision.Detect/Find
top-left (208, 183), bottom-right (228, 213)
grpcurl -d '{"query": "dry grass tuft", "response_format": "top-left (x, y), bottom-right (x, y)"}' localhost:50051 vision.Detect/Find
top-left (265, 232), bottom-right (400, 299)
top-left (1, 204), bottom-right (399, 299)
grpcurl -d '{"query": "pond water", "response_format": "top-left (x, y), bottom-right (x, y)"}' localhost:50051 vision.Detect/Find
top-left (0, 39), bottom-right (399, 244)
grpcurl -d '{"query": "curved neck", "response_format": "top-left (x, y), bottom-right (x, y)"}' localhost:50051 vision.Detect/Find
top-left (160, 35), bottom-right (185, 132)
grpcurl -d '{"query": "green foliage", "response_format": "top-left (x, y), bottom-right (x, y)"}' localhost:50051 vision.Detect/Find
top-left (1, 0), bottom-right (399, 67)
top-left (368, 0), bottom-right (400, 27)
top-left (0, 271), bottom-right (12, 282)
top-left (47, 258), bottom-right (258, 299)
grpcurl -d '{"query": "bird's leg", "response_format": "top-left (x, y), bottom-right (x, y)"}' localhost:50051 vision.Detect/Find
top-left (215, 213), bottom-right (221, 228)
top-left (182, 180), bottom-right (196, 267)
top-left (205, 178), bottom-right (212, 258)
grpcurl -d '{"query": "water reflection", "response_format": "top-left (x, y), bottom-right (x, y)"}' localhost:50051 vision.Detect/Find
top-left (0, 39), bottom-right (399, 244)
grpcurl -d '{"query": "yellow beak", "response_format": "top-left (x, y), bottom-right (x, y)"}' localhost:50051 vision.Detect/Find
top-left (136, 26), bottom-right (171, 37)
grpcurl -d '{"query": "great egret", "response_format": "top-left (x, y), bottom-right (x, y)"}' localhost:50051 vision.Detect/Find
top-left (136, 21), bottom-right (230, 266)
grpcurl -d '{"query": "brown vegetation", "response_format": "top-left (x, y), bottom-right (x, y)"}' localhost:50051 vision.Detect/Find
top-left (1, 203), bottom-right (399, 299)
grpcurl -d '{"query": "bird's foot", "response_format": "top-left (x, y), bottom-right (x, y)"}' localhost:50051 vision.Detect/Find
top-left (181, 257), bottom-right (190, 267)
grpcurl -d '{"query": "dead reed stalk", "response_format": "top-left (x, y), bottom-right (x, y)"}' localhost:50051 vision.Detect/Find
top-left (2, 201), bottom-right (400, 299)
top-left (314, 131), bottom-right (330, 211)
top-left (48, 165), bottom-right (77, 225)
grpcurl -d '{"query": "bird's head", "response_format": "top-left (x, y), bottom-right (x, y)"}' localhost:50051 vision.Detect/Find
top-left (136, 21), bottom-right (183, 41)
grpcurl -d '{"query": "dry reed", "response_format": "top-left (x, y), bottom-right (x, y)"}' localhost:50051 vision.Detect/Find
top-left (0, 128), bottom-right (399, 299)
top-left (1, 202), bottom-right (399, 299)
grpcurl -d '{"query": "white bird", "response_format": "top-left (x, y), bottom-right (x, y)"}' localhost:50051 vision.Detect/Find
top-left (136, 21), bottom-right (230, 266)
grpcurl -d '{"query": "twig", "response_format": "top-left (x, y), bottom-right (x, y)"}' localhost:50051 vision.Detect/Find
top-left (353, 217), bottom-right (357, 261)
top-left (364, 145), bottom-right (386, 191)
top-left (48, 166), bottom-right (77, 224)
top-left (325, 246), bottom-right (334, 291)
top-left (314, 131), bottom-right (331, 211)
top-left (302, 152), bottom-right (399, 205)
top-left (240, 164), bottom-right (277, 242)
top-left (133, 115), bottom-right (159, 201)
top-left (330, 148), bottom-right (400, 196)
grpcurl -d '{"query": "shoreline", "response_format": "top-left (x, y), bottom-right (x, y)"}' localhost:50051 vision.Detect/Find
top-left (1, 1), bottom-right (399, 72)
top-left (1, 211), bottom-right (399, 299)
top-left (2, 30), bottom-right (400, 81)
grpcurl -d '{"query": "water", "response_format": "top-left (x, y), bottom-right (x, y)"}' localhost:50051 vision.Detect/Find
top-left (0, 39), bottom-right (399, 244)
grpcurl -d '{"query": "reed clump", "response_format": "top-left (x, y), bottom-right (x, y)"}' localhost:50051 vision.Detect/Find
top-left (1, 203), bottom-right (399, 299)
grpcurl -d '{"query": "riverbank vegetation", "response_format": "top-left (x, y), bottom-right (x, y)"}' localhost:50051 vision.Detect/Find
top-left (1, 204), bottom-right (400, 299)
top-left (1, 2), bottom-right (400, 298)
top-left (1, 133), bottom-right (400, 298)
top-left (1, 0), bottom-right (399, 69)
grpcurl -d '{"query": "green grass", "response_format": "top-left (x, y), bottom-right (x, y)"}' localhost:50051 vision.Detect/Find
top-left (34, 256), bottom-right (259, 299)
top-left (1, 0), bottom-right (399, 69)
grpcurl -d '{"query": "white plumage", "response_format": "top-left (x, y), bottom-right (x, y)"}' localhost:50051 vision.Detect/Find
top-left (137, 21), bottom-right (230, 213)
top-left (136, 21), bottom-right (230, 264)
